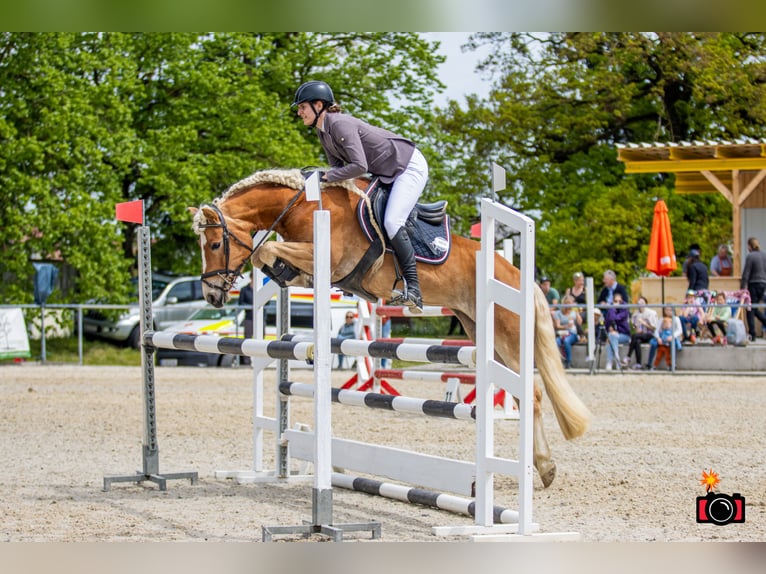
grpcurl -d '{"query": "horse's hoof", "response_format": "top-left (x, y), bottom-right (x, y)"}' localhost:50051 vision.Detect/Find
top-left (538, 461), bottom-right (557, 488)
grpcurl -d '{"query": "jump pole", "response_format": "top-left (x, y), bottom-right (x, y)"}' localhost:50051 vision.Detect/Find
top-left (103, 211), bottom-right (198, 491)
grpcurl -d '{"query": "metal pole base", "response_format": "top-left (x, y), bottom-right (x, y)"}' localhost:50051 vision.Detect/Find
top-left (103, 471), bottom-right (198, 492)
top-left (262, 521), bottom-right (381, 542)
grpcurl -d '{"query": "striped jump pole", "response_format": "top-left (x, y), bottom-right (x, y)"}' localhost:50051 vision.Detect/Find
top-left (374, 337), bottom-right (471, 346)
top-left (331, 473), bottom-right (519, 525)
top-left (281, 334), bottom-right (476, 368)
top-left (143, 331), bottom-right (314, 361)
top-left (278, 381), bottom-right (476, 421)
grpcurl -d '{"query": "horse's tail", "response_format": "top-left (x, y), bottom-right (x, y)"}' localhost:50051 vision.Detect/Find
top-left (533, 285), bottom-right (591, 440)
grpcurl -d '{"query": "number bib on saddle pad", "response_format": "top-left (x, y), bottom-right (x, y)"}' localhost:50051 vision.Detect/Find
top-left (356, 177), bottom-right (452, 265)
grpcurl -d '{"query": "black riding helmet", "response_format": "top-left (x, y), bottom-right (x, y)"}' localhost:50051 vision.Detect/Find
top-left (291, 80), bottom-right (334, 107)
top-left (292, 81), bottom-right (334, 128)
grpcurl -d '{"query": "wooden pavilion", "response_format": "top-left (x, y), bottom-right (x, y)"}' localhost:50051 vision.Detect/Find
top-left (617, 138), bottom-right (766, 275)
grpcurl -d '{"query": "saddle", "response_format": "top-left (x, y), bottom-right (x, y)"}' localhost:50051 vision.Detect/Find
top-left (333, 176), bottom-right (452, 301)
top-left (357, 177), bottom-right (452, 264)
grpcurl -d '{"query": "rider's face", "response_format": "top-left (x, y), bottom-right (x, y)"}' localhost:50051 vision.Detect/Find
top-left (297, 101), bottom-right (320, 127)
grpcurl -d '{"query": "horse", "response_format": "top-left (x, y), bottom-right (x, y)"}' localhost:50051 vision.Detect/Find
top-left (189, 169), bottom-right (591, 488)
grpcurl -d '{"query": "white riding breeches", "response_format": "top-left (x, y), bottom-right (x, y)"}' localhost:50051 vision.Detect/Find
top-left (384, 148), bottom-right (429, 239)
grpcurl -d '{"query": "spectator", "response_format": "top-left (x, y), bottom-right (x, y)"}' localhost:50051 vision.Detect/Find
top-left (652, 316), bottom-right (682, 370)
top-left (707, 291), bottom-right (732, 345)
top-left (678, 289), bottom-right (706, 343)
top-left (539, 276), bottom-right (560, 306)
top-left (709, 244), bottom-right (733, 277)
top-left (686, 248), bottom-right (709, 292)
top-left (625, 296), bottom-right (659, 369)
top-left (682, 243), bottom-right (701, 276)
top-left (336, 312), bottom-right (358, 369)
top-left (554, 294), bottom-right (581, 369)
top-left (597, 269), bottom-right (630, 305)
top-left (603, 292), bottom-right (631, 371)
top-left (238, 276), bottom-right (254, 366)
top-left (564, 271), bottom-right (587, 338)
top-left (741, 236), bottom-right (766, 341)
top-left (647, 307), bottom-right (683, 369)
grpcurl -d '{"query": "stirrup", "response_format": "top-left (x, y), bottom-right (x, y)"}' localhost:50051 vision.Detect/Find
top-left (390, 288), bottom-right (423, 313)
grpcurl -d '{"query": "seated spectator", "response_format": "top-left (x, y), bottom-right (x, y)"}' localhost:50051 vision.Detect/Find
top-left (554, 294), bottom-right (581, 369)
top-left (653, 315), bottom-right (682, 370)
top-left (647, 307), bottom-right (683, 369)
top-left (707, 291), bottom-right (732, 345)
top-left (709, 244), bottom-right (733, 277)
top-left (336, 312), bottom-right (358, 369)
top-left (598, 269), bottom-right (630, 305)
top-left (564, 271), bottom-right (587, 337)
top-left (625, 296), bottom-right (658, 369)
top-left (603, 292), bottom-right (630, 371)
top-left (539, 276), bottom-right (560, 306)
top-left (679, 289), bottom-right (706, 343)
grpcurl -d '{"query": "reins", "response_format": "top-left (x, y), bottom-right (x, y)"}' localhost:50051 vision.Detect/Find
top-left (197, 188), bottom-right (305, 293)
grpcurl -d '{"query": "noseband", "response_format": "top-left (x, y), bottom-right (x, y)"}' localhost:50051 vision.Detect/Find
top-left (197, 188), bottom-right (305, 294)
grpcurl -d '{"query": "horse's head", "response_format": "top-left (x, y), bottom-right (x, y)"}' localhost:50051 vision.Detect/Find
top-left (189, 203), bottom-right (254, 308)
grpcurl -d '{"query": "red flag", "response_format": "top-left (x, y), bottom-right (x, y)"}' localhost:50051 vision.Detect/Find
top-left (470, 222), bottom-right (481, 238)
top-left (115, 200), bottom-right (144, 224)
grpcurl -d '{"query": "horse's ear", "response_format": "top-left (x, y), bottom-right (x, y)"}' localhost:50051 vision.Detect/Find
top-left (188, 207), bottom-right (198, 216)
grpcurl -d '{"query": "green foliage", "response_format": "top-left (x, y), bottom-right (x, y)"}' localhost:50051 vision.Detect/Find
top-left (0, 32), bottom-right (444, 304)
top-left (434, 32), bottom-right (766, 291)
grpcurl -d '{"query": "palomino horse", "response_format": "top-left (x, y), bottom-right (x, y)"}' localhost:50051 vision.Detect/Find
top-left (189, 169), bottom-right (590, 487)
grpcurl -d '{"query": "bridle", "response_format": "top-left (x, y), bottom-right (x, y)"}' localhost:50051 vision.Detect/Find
top-left (197, 189), bottom-right (305, 294)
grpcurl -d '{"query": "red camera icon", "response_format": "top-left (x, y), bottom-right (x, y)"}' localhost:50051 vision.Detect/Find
top-left (696, 492), bottom-right (745, 525)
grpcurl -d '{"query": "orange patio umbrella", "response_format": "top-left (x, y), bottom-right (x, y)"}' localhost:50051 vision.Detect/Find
top-left (646, 199), bottom-right (677, 302)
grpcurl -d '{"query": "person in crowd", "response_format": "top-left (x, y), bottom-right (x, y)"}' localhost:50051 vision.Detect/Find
top-left (678, 289), bottom-right (706, 343)
top-left (707, 291), bottom-right (732, 345)
top-left (682, 243), bottom-right (701, 275)
top-left (709, 244), bottom-right (733, 277)
top-left (238, 276), bottom-right (254, 366)
top-left (653, 315), bottom-right (682, 370)
top-left (336, 312), bottom-right (358, 369)
top-left (380, 315), bottom-right (393, 368)
top-left (741, 236), bottom-right (766, 341)
top-left (539, 276), bottom-right (560, 306)
top-left (597, 269), bottom-right (629, 305)
top-left (625, 296), bottom-right (659, 369)
top-left (554, 294), bottom-right (581, 369)
top-left (564, 271), bottom-right (587, 338)
top-left (686, 248), bottom-right (709, 292)
top-left (646, 306), bottom-right (683, 369)
top-left (603, 291), bottom-right (631, 371)
top-left (293, 80), bottom-right (427, 311)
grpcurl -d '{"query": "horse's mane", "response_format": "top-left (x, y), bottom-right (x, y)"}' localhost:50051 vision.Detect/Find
top-left (220, 169), bottom-right (362, 202)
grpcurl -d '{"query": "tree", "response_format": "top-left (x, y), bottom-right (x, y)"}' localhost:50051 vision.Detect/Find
top-left (0, 32), bottom-right (444, 303)
top-left (434, 32), bottom-right (766, 288)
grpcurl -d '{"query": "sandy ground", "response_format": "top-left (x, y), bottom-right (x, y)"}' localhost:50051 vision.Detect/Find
top-left (0, 363), bottom-right (763, 543)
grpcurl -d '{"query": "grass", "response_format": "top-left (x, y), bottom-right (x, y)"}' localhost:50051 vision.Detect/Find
top-left (1, 336), bottom-right (141, 367)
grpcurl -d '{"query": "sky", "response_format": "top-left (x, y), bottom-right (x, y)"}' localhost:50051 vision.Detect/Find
top-left (422, 32), bottom-right (494, 106)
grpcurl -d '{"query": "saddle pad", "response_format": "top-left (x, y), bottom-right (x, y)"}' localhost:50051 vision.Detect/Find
top-left (356, 184), bottom-right (451, 265)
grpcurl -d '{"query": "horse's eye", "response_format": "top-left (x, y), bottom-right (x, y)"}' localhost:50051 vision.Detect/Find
top-left (210, 242), bottom-right (221, 250)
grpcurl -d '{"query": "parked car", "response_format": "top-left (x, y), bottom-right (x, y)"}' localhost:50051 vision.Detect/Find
top-left (82, 273), bottom-right (209, 348)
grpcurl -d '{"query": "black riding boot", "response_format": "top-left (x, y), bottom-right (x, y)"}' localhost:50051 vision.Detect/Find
top-left (389, 227), bottom-right (423, 311)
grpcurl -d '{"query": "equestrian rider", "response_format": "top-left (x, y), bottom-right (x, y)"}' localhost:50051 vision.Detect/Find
top-left (292, 80), bottom-right (427, 311)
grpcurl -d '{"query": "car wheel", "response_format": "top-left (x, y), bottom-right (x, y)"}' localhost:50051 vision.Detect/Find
top-left (127, 325), bottom-right (141, 349)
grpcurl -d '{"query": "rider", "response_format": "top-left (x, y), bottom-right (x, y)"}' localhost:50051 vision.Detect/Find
top-left (292, 80), bottom-right (427, 311)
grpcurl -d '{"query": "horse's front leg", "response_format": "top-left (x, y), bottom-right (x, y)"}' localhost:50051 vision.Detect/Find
top-left (251, 242), bottom-right (315, 288)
